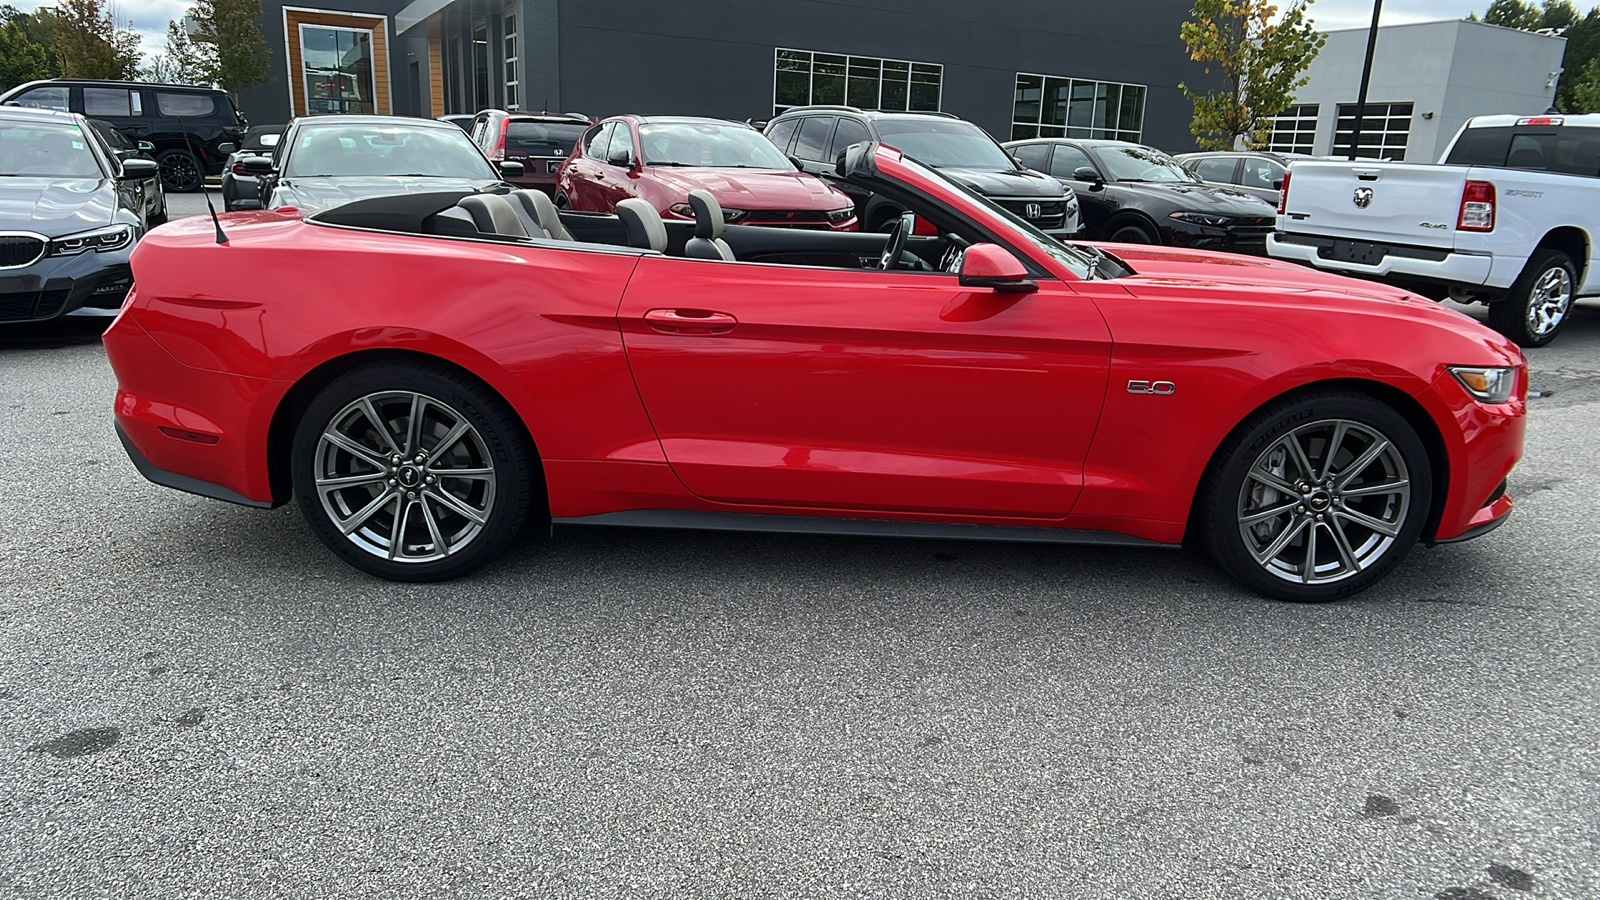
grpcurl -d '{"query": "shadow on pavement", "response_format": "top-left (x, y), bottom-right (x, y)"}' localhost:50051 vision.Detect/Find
top-left (0, 317), bottom-right (112, 351)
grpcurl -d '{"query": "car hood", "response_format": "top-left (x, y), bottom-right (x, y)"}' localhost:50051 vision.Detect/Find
top-left (278, 176), bottom-right (504, 211)
top-left (936, 167), bottom-right (1064, 199)
top-left (0, 177), bottom-right (116, 236)
top-left (1109, 180), bottom-right (1276, 216)
top-left (642, 167), bottom-right (851, 209)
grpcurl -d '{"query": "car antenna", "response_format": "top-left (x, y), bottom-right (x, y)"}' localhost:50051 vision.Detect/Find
top-left (182, 131), bottom-right (228, 245)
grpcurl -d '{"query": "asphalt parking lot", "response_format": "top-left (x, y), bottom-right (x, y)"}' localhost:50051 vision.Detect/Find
top-left (2, 209), bottom-right (1598, 896)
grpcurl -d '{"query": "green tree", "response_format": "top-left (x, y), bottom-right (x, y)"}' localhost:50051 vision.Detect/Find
top-left (187, 0), bottom-right (270, 96)
top-left (42, 0), bottom-right (141, 80)
top-left (0, 7), bottom-right (53, 91)
top-left (1179, 0), bottom-right (1327, 149)
top-left (1568, 55), bottom-right (1600, 110)
top-left (143, 19), bottom-right (213, 84)
top-left (1482, 0), bottom-right (1544, 28)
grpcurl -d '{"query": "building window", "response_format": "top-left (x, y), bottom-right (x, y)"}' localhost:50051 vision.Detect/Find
top-left (773, 48), bottom-right (941, 117)
top-left (1266, 104), bottom-right (1318, 155)
top-left (1333, 102), bottom-right (1413, 159)
top-left (1011, 74), bottom-right (1146, 142)
top-left (472, 18), bottom-right (490, 112)
top-left (503, 11), bottom-right (518, 110)
top-left (300, 24), bottom-right (376, 115)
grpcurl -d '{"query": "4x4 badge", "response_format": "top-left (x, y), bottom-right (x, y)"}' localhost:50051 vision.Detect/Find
top-left (1353, 187), bottom-right (1374, 208)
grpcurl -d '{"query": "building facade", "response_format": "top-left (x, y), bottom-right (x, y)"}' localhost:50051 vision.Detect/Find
top-left (235, 0), bottom-right (1212, 153)
top-left (1267, 19), bottom-right (1567, 163)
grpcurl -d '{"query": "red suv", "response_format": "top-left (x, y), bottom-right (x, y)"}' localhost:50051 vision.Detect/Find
top-left (554, 115), bottom-right (857, 230)
top-left (467, 110), bottom-right (591, 197)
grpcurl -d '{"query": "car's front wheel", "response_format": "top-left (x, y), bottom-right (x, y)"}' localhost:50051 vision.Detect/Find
top-left (292, 362), bottom-right (540, 581)
top-left (1488, 248), bottom-right (1576, 348)
top-left (1198, 390), bottom-right (1432, 602)
top-left (156, 148), bottom-right (204, 193)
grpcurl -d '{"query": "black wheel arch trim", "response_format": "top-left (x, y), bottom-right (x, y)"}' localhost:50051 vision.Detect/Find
top-left (116, 423), bottom-right (277, 509)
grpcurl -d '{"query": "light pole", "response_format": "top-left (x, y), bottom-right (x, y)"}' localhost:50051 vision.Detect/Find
top-left (1348, 0), bottom-right (1384, 160)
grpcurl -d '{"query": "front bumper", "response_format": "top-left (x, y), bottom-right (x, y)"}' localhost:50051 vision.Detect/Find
top-left (0, 245), bottom-right (135, 323)
top-left (1268, 231), bottom-right (1495, 287)
top-left (1168, 219), bottom-right (1271, 255)
top-left (1420, 370), bottom-right (1525, 544)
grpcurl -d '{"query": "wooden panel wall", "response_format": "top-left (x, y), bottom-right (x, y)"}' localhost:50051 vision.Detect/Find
top-left (283, 8), bottom-right (391, 117)
top-left (428, 15), bottom-right (444, 117)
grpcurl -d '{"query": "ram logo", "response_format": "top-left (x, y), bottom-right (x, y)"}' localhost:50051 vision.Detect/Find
top-left (1353, 187), bottom-right (1375, 208)
top-left (1127, 380), bottom-right (1176, 395)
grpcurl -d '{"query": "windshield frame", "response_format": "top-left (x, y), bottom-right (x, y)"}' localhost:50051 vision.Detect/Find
top-left (283, 122), bottom-right (499, 179)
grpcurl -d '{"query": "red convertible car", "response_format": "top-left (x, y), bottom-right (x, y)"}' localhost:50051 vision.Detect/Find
top-left (105, 143), bottom-right (1525, 602)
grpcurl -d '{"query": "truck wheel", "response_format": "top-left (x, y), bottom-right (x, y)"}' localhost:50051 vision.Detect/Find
top-left (1489, 248), bottom-right (1576, 348)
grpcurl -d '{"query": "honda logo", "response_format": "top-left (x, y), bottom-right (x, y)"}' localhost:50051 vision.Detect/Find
top-left (1024, 203), bottom-right (1042, 219)
top-left (1353, 187), bottom-right (1374, 208)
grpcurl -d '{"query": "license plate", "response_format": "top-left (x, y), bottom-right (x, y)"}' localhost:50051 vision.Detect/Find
top-left (1328, 240), bottom-right (1388, 265)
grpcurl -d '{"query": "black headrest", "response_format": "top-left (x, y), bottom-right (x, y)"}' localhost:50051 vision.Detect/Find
top-left (687, 190), bottom-right (723, 240)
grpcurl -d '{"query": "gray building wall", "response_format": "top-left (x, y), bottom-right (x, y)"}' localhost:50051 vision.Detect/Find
top-left (1292, 19), bottom-right (1565, 162)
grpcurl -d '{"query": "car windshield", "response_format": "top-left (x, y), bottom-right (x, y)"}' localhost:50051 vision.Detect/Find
top-left (638, 122), bottom-right (792, 168)
top-left (1093, 145), bottom-right (1197, 183)
top-left (284, 124), bottom-right (496, 178)
top-left (506, 120), bottom-right (587, 156)
top-left (0, 122), bottom-right (104, 178)
top-left (897, 154), bottom-right (1095, 280)
top-left (91, 121), bottom-right (134, 152)
top-left (872, 120), bottom-right (1016, 170)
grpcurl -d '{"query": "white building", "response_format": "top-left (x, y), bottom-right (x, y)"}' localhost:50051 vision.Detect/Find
top-left (1268, 19), bottom-right (1567, 163)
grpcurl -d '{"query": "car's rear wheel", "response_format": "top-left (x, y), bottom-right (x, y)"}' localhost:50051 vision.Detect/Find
top-left (292, 363), bottom-right (538, 581)
top-left (1488, 248), bottom-right (1576, 348)
top-left (156, 148), bottom-right (204, 193)
top-left (1108, 223), bottom-right (1156, 244)
top-left (1198, 391), bottom-right (1432, 602)
top-left (553, 191), bottom-right (570, 209)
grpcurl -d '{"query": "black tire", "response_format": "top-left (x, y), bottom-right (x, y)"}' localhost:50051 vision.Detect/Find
top-left (553, 191), bottom-right (570, 209)
top-left (1196, 389), bottom-right (1433, 602)
top-left (1487, 248), bottom-right (1577, 348)
top-left (156, 148), bottom-right (204, 193)
top-left (1108, 222), bottom-right (1156, 244)
top-left (147, 187), bottom-right (168, 226)
top-left (292, 362), bottom-right (540, 581)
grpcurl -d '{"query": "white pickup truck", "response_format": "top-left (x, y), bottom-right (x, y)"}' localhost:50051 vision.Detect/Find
top-left (1267, 114), bottom-right (1600, 346)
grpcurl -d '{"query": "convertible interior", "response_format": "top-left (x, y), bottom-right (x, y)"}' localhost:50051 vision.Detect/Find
top-left (308, 188), bottom-right (973, 274)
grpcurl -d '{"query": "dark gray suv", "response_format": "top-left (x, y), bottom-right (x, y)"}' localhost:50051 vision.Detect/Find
top-left (765, 106), bottom-right (1078, 236)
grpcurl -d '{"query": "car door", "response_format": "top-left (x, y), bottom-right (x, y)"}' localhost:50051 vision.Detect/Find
top-left (789, 116), bottom-right (837, 178)
top-left (617, 253), bottom-right (1112, 518)
top-left (1189, 156), bottom-right (1240, 191)
top-left (80, 86), bottom-right (151, 140)
top-left (591, 122), bottom-right (639, 211)
top-left (561, 122), bottom-right (610, 211)
top-left (1236, 156), bottom-right (1286, 205)
top-left (1048, 143), bottom-right (1112, 236)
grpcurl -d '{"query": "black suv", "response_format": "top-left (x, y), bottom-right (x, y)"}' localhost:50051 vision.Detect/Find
top-left (0, 79), bottom-right (247, 193)
top-left (766, 106), bottom-right (1075, 235)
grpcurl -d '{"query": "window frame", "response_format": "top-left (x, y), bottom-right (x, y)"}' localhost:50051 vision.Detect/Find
top-left (1266, 104), bottom-right (1318, 155)
top-left (298, 22), bottom-right (378, 116)
top-left (1333, 102), bottom-right (1414, 160)
top-left (772, 47), bottom-right (943, 118)
top-left (1011, 72), bottom-right (1147, 143)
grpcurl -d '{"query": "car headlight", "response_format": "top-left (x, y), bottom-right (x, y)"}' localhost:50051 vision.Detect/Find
top-left (826, 206), bottom-right (856, 223)
top-left (1449, 365), bottom-right (1518, 404)
top-left (48, 224), bottom-right (134, 256)
top-left (666, 203), bottom-right (746, 222)
top-left (1169, 212), bottom-right (1230, 227)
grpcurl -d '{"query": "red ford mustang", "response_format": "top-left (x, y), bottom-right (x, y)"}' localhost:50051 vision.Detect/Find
top-left (105, 143), bottom-right (1525, 602)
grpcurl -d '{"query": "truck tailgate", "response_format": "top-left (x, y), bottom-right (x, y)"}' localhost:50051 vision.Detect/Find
top-left (1280, 161), bottom-right (1465, 249)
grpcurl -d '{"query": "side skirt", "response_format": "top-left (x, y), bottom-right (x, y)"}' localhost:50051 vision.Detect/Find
top-left (552, 509), bottom-right (1176, 549)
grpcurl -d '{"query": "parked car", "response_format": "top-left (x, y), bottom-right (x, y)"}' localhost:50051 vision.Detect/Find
top-left (1006, 138), bottom-right (1278, 253)
top-left (85, 117), bottom-right (166, 228)
top-left (107, 141), bottom-right (1524, 603)
top-left (437, 114), bottom-right (476, 132)
top-left (220, 125), bottom-right (286, 211)
top-left (769, 106), bottom-right (1076, 236)
top-left (556, 115), bottom-right (858, 230)
top-left (1174, 150), bottom-right (1319, 206)
top-left (466, 110), bottom-right (590, 197)
top-left (1269, 113), bottom-right (1600, 347)
top-left (0, 78), bottom-right (247, 193)
top-left (0, 106), bottom-right (158, 322)
top-left (240, 115), bottom-right (516, 213)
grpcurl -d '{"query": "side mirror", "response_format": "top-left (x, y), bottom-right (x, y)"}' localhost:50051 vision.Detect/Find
top-left (498, 160), bottom-right (525, 178)
top-left (218, 143), bottom-right (238, 156)
top-left (240, 156), bottom-right (274, 176)
top-left (1073, 166), bottom-right (1103, 183)
top-left (137, 140), bottom-right (155, 153)
top-left (958, 243), bottom-right (1037, 293)
top-left (606, 146), bottom-right (634, 168)
top-left (118, 158), bottom-right (159, 181)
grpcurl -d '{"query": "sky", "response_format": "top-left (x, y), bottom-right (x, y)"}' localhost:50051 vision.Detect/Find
top-left (8, 0), bottom-right (1496, 65)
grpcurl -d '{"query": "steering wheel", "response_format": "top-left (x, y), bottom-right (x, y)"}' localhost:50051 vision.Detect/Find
top-left (879, 211), bottom-right (915, 271)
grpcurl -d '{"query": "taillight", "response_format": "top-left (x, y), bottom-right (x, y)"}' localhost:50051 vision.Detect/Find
top-left (492, 128), bottom-right (505, 162)
top-left (1458, 180), bottom-right (1495, 232)
top-left (231, 161), bottom-right (250, 176)
top-left (1277, 169), bottom-right (1290, 215)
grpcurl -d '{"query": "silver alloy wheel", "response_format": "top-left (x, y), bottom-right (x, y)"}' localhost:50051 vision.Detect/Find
top-left (1526, 265), bottom-right (1573, 337)
top-left (313, 390), bottom-right (497, 563)
top-left (1237, 418), bottom-right (1411, 585)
